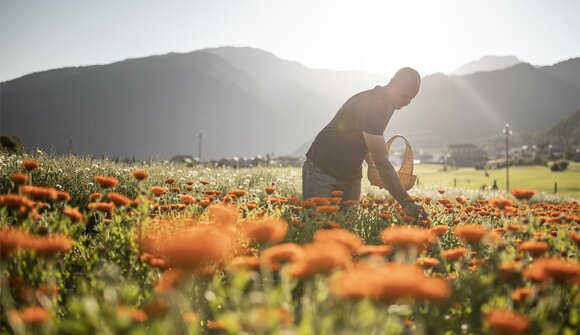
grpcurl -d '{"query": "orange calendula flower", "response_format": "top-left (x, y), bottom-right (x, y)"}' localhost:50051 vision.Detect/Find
top-left (517, 240), bottom-right (549, 256)
top-left (179, 195), bottom-right (196, 205)
top-left (89, 192), bottom-right (102, 201)
top-left (164, 178), bottom-right (177, 185)
top-left (9, 306), bottom-right (49, 325)
top-left (316, 205), bottom-right (340, 215)
top-left (106, 192), bottom-right (132, 207)
top-left (260, 243), bottom-right (305, 270)
top-left (441, 247), bottom-right (468, 261)
top-left (287, 241), bottom-right (351, 278)
top-left (11, 173), bottom-right (28, 184)
top-left (20, 185), bottom-right (58, 201)
top-left (150, 186), bottom-right (167, 196)
top-left (313, 228), bottom-right (363, 253)
top-left (331, 262), bottom-right (451, 302)
top-left (380, 226), bottom-right (434, 250)
top-left (485, 308), bottom-right (530, 335)
top-left (23, 160), bottom-right (40, 171)
top-left (63, 208), bottom-right (84, 222)
top-left (241, 217), bottom-right (288, 243)
top-left (357, 245), bottom-right (392, 256)
top-left (498, 261), bottom-right (523, 280)
top-left (0, 228), bottom-right (73, 256)
top-left (510, 188), bottom-right (536, 201)
top-left (94, 176), bottom-right (119, 188)
top-left (229, 256), bottom-right (261, 271)
top-left (489, 197), bottom-right (516, 210)
top-left (454, 224), bottom-right (488, 244)
top-left (511, 287), bottom-right (532, 303)
top-left (264, 185), bottom-right (276, 195)
top-left (331, 190), bottom-right (344, 197)
top-left (131, 170), bottom-right (149, 181)
top-left (232, 189), bottom-right (247, 197)
top-left (524, 257), bottom-right (580, 283)
top-left (416, 257), bottom-right (441, 269)
top-left (429, 225), bottom-right (449, 237)
top-left (88, 202), bottom-right (115, 213)
top-left (568, 231), bottom-right (580, 244)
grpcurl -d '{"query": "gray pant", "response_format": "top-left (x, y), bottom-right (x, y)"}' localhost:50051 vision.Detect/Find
top-left (301, 159), bottom-right (361, 201)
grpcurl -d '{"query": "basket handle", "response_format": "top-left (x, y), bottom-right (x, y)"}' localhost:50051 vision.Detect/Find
top-left (386, 135), bottom-right (414, 173)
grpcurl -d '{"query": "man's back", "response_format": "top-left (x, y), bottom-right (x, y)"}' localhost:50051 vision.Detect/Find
top-left (306, 86), bottom-right (393, 182)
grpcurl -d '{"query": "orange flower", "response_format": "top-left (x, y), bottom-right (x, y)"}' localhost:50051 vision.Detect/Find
top-left (569, 231), bottom-right (580, 244)
top-left (9, 306), bottom-right (48, 325)
top-left (441, 247), bottom-right (468, 261)
top-left (94, 176), bottom-right (119, 188)
top-left (88, 202), bottom-right (115, 213)
top-left (246, 201), bottom-right (257, 210)
top-left (11, 173), bottom-right (28, 184)
top-left (23, 160), bottom-right (40, 171)
top-left (150, 186), bottom-right (167, 196)
top-left (164, 178), bottom-right (177, 185)
top-left (241, 218), bottom-right (288, 243)
top-left (287, 241), bottom-right (351, 278)
top-left (260, 243), bottom-right (304, 270)
top-left (380, 226), bottom-right (434, 250)
top-left (510, 188), bottom-right (536, 201)
top-left (0, 228), bottom-right (73, 256)
top-left (454, 224), bottom-right (488, 244)
top-left (313, 229), bottom-right (363, 253)
top-left (416, 257), bottom-right (440, 269)
top-left (512, 287), bottom-right (532, 303)
top-left (331, 262), bottom-right (451, 302)
top-left (0, 194), bottom-right (34, 209)
top-left (316, 205), bottom-right (340, 215)
top-left (20, 185), bottom-right (58, 201)
top-left (131, 170), bottom-right (149, 181)
top-left (357, 245), bottom-right (392, 256)
top-left (233, 189), bottom-right (247, 197)
top-left (106, 192), bottom-right (132, 207)
top-left (331, 190), bottom-right (344, 197)
top-left (56, 191), bottom-right (71, 202)
top-left (429, 225), bottom-right (449, 237)
top-left (63, 208), bottom-right (84, 222)
top-left (517, 241), bottom-right (549, 256)
top-left (179, 195), bottom-right (196, 205)
top-left (264, 185), bottom-right (276, 195)
top-left (489, 197), bottom-right (516, 210)
top-left (155, 226), bottom-right (233, 269)
top-left (89, 192), bottom-right (102, 201)
top-left (524, 257), bottom-right (580, 283)
top-left (199, 198), bottom-right (211, 208)
top-left (485, 309), bottom-right (530, 335)
top-left (199, 180), bottom-right (210, 185)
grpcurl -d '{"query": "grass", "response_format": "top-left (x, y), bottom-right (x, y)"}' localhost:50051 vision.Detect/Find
top-left (411, 162), bottom-right (580, 199)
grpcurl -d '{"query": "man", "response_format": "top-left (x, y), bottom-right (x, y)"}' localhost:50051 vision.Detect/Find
top-left (302, 67), bottom-right (426, 218)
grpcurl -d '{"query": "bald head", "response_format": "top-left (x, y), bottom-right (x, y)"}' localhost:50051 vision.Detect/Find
top-left (391, 67), bottom-right (421, 97)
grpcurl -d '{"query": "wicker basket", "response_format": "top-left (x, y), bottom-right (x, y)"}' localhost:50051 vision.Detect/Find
top-left (367, 135), bottom-right (417, 191)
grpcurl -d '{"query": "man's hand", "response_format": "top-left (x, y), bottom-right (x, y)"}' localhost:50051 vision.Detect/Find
top-left (403, 201), bottom-right (428, 221)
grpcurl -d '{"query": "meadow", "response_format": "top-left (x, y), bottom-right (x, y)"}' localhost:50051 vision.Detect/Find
top-left (0, 153), bottom-right (579, 335)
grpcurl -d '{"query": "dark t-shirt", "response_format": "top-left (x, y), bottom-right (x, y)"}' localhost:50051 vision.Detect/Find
top-left (306, 86), bottom-right (394, 182)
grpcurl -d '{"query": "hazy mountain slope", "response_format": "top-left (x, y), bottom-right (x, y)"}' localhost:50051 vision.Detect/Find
top-left (450, 55), bottom-right (521, 76)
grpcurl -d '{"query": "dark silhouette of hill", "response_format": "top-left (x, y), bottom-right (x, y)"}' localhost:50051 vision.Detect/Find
top-left (1, 48), bottom-right (578, 159)
top-left (450, 55), bottom-right (521, 76)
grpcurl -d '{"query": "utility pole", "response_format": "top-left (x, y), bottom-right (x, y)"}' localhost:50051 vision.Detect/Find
top-left (502, 123), bottom-right (512, 192)
top-left (196, 132), bottom-right (204, 162)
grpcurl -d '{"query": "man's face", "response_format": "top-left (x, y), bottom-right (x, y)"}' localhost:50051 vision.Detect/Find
top-left (391, 85), bottom-right (416, 110)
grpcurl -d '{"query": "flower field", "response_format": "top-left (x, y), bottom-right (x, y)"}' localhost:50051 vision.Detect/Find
top-left (1, 153), bottom-right (579, 335)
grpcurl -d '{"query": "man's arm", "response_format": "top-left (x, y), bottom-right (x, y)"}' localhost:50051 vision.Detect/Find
top-left (363, 131), bottom-right (427, 219)
top-left (363, 131), bottom-right (409, 203)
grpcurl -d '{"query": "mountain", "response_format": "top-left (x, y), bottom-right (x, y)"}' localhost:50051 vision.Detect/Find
top-left (450, 55), bottom-right (522, 76)
top-left (1, 48), bottom-right (578, 160)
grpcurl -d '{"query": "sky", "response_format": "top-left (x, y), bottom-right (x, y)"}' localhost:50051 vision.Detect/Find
top-left (1, 0), bottom-right (579, 82)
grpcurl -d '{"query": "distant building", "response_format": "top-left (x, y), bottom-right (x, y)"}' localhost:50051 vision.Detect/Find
top-left (446, 144), bottom-right (489, 168)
